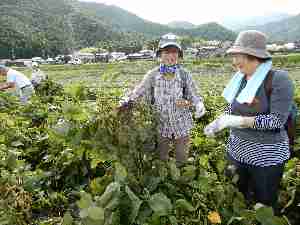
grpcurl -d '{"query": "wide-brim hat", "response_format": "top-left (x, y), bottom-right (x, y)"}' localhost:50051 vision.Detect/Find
top-left (227, 30), bottom-right (271, 59)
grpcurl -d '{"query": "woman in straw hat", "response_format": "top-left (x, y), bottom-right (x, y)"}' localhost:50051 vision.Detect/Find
top-left (204, 30), bottom-right (294, 212)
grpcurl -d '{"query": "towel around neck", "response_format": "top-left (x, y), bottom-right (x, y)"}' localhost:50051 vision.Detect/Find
top-left (222, 60), bottom-right (272, 104)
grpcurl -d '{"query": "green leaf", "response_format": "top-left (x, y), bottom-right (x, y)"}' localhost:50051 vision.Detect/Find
top-left (79, 208), bottom-right (89, 218)
top-left (149, 213), bottom-right (162, 225)
top-left (216, 159), bottom-right (226, 174)
top-left (0, 220), bottom-right (9, 225)
top-left (199, 154), bottom-right (209, 168)
top-left (0, 135), bottom-right (5, 143)
top-left (281, 188), bottom-right (296, 212)
top-left (148, 193), bottom-right (172, 216)
top-left (87, 206), bottom-right (104, 221)
top-left (239, 209), bottom-right (256, 220)
top-left (84, 218), bottom-right (103, 225)
top-left (125, 185), bottom-right (142, 223)
top-left (232, 197), bottom-right (247, 214)
top-left (77, 192), bottom-right (93, 209)
top-left (175, 199), bottom-right (195, 212)
top-left (158, 165), bottom-right (168, 180)
top-left (255, 206), bottom-right (286, 225)
top-left (62, 212), bottom-right (73, 225)
top-left (255, 206), bottom-right (274, 220)
top-left (98, 182), bottom-right (120, 208)
top-left (181, 165), bottom-right (196, 181)
top-left (6, 152), bottom-right (17, 170)
top-left (168, 215), bottom-right (178, 225)
top-left (197, 176), bottom-right (211, 193)
top-left (169, 161), bottom-right (180, 181)
top-left (226, 216), bottom-right (243, 225)
top-left (11, 140), bottom-right (24, 147)
top-left (144, 176), bottom-right (161, 192)
top-left (114, 162), bottom-right (127, 183)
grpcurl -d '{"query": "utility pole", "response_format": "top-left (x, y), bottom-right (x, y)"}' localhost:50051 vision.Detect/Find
top-left (11, 47), bottom-right (15, 60)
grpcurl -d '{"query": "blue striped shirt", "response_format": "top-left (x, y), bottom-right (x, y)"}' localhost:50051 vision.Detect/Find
top-left (225, 104), bottom-right (290, 166)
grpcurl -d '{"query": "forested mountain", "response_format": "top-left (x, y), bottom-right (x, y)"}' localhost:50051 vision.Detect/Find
top-left (0, 0), bottom-right (116, 58)
top-left (0, 0), bottom-right (236, 59)
top-left (167, 21), bottom-right (196, 29)
top-left (77, 1), bottom-right (236, 39)
top-left (248, 14), bottom-right (300, 42)
top-left (177, 23), bottom-right (236, 41)
top-left (221, 12), bottom-right (292, 31)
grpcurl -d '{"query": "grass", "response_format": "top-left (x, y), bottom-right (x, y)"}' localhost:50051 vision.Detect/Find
top-left (12, 57), bottom-right (300, 96)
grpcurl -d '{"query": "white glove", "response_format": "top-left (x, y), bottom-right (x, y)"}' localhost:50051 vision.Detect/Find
top-left (204, 114), bottom-right (254, 137)
top-left (195, 102), bottom-right (205, 118)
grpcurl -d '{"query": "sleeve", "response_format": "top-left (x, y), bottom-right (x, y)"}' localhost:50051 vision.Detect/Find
top-left (119, 69), bottom-right (154, 106)
top-left (184, 70), bottom-right (203, 106)
top-left (253, 71), bottom-right (294, 130)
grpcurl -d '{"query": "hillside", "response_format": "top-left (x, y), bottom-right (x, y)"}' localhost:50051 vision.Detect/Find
top-left (78, 1), bottom-right (236, 39)
top-left (0, 0), bottom-right (236, 59)
top-left (76, 1), bottom-right (170, 36)
top-left (167, 21), bottom-right (196, 29)
top-left (0, 0), bottom-right (116, 58)
top-left (249, 13), bottom-right (300, 42)
top-left (221, 12), bottom-right (292, 31)
top-left (179, 23), bottom-right (236, 41)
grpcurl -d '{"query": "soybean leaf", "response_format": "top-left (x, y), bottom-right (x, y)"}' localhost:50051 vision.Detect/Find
top-left (176, 199), bottom-right (195, 212)
top-left (148, 193), bottom-right (172, 217)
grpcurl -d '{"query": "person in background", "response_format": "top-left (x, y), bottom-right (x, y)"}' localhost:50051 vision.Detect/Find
top-left (118, 33), bottom-right (206, 167)
top-left (31, 62), bottom-right (47, 87)
top-left (204, 30), bottom-right (294, 213)
top-left (0, 65), bottom-right (35, 103)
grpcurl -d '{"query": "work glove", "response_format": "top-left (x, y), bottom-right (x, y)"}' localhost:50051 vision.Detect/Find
top-left (204, 114), bottom-right (254, 137)
top-left (195, 101), bottom-right (205, 118)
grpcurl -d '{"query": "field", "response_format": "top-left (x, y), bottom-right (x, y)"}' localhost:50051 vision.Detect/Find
top-left (1, 57), bottom-right (300, 225)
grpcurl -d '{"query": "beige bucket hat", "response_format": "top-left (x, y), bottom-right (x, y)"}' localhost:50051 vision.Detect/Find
top-left (227, 30), bottom-right (271, 59)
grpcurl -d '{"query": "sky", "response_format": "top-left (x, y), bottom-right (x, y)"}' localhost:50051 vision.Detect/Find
top-left (79, 0), bottom-right (300, 25)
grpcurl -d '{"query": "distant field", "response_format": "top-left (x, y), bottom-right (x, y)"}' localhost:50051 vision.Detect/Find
top-left (16, 58), bottom-right (300, 99)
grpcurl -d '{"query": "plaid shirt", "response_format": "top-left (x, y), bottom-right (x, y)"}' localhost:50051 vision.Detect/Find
top-left (122, 66), bottom-right (203, 138)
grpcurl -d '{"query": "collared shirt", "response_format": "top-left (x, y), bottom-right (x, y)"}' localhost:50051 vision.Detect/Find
top-left (122, 66), bottom-right (202, 138)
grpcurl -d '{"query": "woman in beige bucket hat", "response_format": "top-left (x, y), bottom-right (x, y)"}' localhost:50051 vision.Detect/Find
top-left (204, 30), bottom-right (294, 212)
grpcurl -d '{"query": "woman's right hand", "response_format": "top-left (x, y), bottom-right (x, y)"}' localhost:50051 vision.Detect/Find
top-left (176, 99), bottom-right (192, 108)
